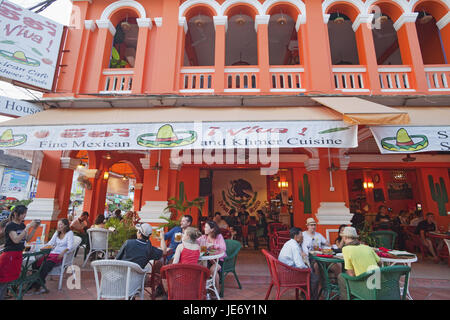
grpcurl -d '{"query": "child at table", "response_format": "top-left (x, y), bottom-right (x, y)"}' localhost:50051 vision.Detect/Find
top-left (172, 227), bottom-right (202, 265)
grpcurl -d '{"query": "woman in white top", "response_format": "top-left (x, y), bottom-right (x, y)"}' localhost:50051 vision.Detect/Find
top-left (30, 219), bottom-right (74, 294)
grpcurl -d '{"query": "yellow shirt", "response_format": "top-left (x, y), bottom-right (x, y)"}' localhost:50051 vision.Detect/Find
top-left (342, 244), bottom-right (380, 276)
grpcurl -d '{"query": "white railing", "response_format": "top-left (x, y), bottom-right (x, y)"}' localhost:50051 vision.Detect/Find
top-left (179, 68), bottom-right (215, 93)
top-left (424, 66), bottom-right (450, 92)
top-left (269, 67), bottom-right (306, 93)
top-left (332, 66), bottom-right (369, 92)
top-left (378, 66), bottom-right (415, 92)
top-left (224, 67), bottom-right (260, 93)
top-left (100, 69), bottom-right (134, 94)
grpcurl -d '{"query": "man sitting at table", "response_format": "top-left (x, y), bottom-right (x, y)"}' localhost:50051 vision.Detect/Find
top-left (116, 223), bottom-right (166, 269)
top-left (338, 226), bottom-right (381, 300)
top-left (70, 211), bottom-right (90, 257)
top-left (164, 215), bottom-right (193, 260)
top-left (278, 227), bottom-right (319, 300)
top-left (415, 212), bottom-right (440, 263)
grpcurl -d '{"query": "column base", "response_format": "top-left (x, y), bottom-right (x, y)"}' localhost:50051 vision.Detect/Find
top-left (315, 202), bottom-right (353, 225)
top-left (138, 201), bottom-right (170, 223)
top-left (26, 198), bottom-right (61, 221)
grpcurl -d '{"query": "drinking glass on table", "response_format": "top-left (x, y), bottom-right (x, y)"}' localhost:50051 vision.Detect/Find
top-left (175, 232), bottom-right (182, 242)
top-left (200, 238), bottom-right (207, 253)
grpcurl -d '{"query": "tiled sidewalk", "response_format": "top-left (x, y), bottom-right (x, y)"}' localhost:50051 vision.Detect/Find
top-left (21, 247), bottom-right (450, 301)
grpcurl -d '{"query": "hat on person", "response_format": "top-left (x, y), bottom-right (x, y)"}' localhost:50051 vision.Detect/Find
top-left (306, 218), bottom-right (316, 225)
top-left (136, 223), bottom-right (152, 237)
top-left (341, 226), bottom-right (358, 238)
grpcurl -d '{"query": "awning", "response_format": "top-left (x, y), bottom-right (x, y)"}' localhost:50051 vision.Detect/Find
top-left (0, 106), bottom-right (358, 151)
top-left (312, 97), bottom-right (410, 125)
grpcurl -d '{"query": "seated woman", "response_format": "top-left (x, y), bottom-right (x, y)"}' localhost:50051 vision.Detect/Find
top-left (197, 221), bottom-right (227, 288)
top-left (92, 214), bottom-right (106, 229)
top-left (172, 227), bottom-right (202, 264)
top-left (30, 219), bottom-right (73, 294)
top-left (335, 224), bottom-right (347, 249)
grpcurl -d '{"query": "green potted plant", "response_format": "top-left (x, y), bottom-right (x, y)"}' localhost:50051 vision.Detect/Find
top-left (358, 221), bottom-right (377, 247)
top-left (105, 217), bottom-right (137, 256)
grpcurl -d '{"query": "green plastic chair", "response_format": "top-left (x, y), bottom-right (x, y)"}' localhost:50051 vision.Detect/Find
top-left (219, 239), bottom-right (242, 297)
top-left (309, 254), bottom-right (344, 300)
top-left (340, 265), bottom-right (411, 300)
top-left (370, 230), bottom-right (398, 249)
top-left (8, 249), bottom-right (51, 300)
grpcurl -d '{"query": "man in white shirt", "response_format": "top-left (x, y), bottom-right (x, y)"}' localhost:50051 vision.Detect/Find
top-left (278, 227), bottom-right (319, 299)
top-left (302, 218), bottom-right (329, 253)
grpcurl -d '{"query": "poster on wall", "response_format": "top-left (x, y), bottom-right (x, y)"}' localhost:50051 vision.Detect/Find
top-left (213, 170), bottom-right (267, 216)
top-left (370, 126), bottom-right (450, 154)
top-left (0, 0), bottom-right (65, 91)
top-left (387, 182), bottom-right (413, 200)
top-left (0, 168), bottom-right (30, 198)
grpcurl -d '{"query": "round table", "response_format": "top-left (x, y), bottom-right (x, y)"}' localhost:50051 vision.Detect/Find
top-left (199, 251), bottom-right (225, 300)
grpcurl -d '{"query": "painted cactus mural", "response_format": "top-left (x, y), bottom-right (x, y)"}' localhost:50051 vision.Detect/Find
top-left (298, 174), bottom-right (312, 214)
top-left (428, 175), bottom-right (449, 216)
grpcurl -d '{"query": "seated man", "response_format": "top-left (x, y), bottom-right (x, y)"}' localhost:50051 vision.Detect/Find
top-left (70, 211), bottom-right (90, 256)
top-left (164, 215), bottom-right (193, 260)
top-left (338, 226), bottom-right (381, 300)
top-left (415, 212), bottom-right (440, 263)
top-left (116, 223), bottom-right (166, 269)
top-left (278, 227), bottom-right (319, 300)
top-left (302, 218), bottom-right (330, 253)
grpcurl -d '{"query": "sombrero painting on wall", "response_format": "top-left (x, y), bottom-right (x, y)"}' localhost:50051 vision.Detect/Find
top-left (137, 124), bottom-right (197, 148)
top-left (381, 128), bottom-right (428, 152)
top-left (0, 50), bottom-right (40, 67)
top-left (0, 129), bottom-right (27, 147)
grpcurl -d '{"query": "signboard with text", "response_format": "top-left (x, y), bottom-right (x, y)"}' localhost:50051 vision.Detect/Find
top-left (0, 0), bottom-right (64, 91)
top-left (0, 120), bottom-right (358, 150)
top-left (0, 95), bottom-right (42, 117)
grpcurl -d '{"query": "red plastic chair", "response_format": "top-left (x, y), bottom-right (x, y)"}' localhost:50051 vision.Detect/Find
top-left (160, 264), bottom-right (210, 300)
top-left (220, 228), bottom-right (232, 239)
top-left (261, 249), bottom-right (311, 300)
top-left (268, 223), bottom-right (288, 237)
top-left (144, 260), bottom-right (165, 300)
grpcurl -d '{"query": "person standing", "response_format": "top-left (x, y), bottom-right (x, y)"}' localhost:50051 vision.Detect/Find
top-left (238, 205), bottom-right (250, 248)
top-left (254, 210), bottom-right (268, 250)
top-left (0, 205), bottom-right (39, 300)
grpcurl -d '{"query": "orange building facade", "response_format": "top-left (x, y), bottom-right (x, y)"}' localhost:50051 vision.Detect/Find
top-left (1, 0), bottom-right (449, 243)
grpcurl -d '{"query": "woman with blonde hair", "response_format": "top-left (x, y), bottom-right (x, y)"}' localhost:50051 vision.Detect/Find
top-left (172, 227), bottom-right (202, 265)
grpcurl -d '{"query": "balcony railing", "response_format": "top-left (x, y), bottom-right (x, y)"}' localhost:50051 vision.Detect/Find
top-left (224, 67), bottom-right (260, 93)
top-left (100, 68), bottom-right (134, 94)
top-left (269, 66), bottom-right (306, 93)
top-left (332, 66), bottom-right (369, 93)
top-left (180, 68), bottom-right (215, 93)
top-left (424, 65), bottom-right (450, 92)
top-left (378, 66), bottom-right (414, 92)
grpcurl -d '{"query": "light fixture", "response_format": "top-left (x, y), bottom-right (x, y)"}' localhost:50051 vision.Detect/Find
top-left (402, 154), bottom-right (416, 163)
top-left (363, 181), bottom-right (374, 189)
top-left (103, 171), bottom-right (109, 180)
top-left (194, 13), bottom-right (205, 28)
top-left (392, 170), bottom-right (407, 181)
top-left (375, 14), bottom-right (388, 24)
top-left (278, 181), bottom-right (289, 189)
top-left (77, 161), bottom-right (85, 169)
top-left (277, 10), bottom-right (287, 25)
top-left (334, 12), bottom-right (345, 24)
top-left (235, 12), bottom-right (246, 26)
top-left (122, 175), bottom-right (128, 181)
top-left (104, 152), bottom-right (112, 160)
top-left (121, 14), bottom-right (131, 31)
top-left (420, 11), bottom-right (433, 24)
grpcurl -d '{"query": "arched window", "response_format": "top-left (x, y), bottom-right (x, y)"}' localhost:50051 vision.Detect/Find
top-left (268, 11), bottom-right (299, 65)
top-left (109, 15), bottom-right (138, 68)
top-left (372, 15), bottom-right (402, 65)
top-left (327, 12), bottom-right (360, 65)
top-left (184, 12), bottom-right (215, 66)
top-left (226, 7), bottom-right (258, 66)
top-left (415, 11), bottom-right (447, 64)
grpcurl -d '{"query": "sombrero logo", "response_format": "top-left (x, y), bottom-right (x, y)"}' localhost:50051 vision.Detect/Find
top-left (0, 50), bottom-right (40, 67)
top-left (0, 129), bottom-right (27, 148)
top-left (137, 124), bottom-right (197, 148)
top-left (381, 128), bottom-right (428, 152)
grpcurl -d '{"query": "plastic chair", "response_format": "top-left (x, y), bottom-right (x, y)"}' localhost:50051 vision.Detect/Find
top-left (48, 235), bottom-right (82, 290)
top-left (370, 230), bottom-right (398, 249)
top-left (219, 239), bottom-right (242, 297)
top-left (160, 264), bottom-right (210, 300)
top-left (220, 228), bottom-right (232, 240)
top-left (340, 265), bottom-right (411, 300)
top-left (444, 239), bottom-right (450, 267)
top-left (144, 260), bottom-right (165, 300)
top-left (82, 228), bottom-right (111, 267)
top-left (268, 223), bottom-right (288, 237)
top-left (8, 249), bottom-right (51, 300)
top-left (261, 249), bottom-right (311, 300)
top-left (92, 260), bottom-right (150, 300)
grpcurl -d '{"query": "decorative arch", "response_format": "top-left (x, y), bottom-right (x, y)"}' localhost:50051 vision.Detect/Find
top-left (263, 0), bottom-right (306, 17)
top-left (409, 0), bottom-right (450, 15)
top-left (412, 0), bottom-right (450, 21)
top-left (179, 0), bottom-right (220, 18)
top-left (364, 0), bottom-right (406, 22)
top-left (325, 2), bottom-right (362, 22)
top-left (221, 0), bottom-right (264, 17)
top-left (322, 0), bottom-right (365, 18)
top-left (100, 0), bottom-right (147, 21)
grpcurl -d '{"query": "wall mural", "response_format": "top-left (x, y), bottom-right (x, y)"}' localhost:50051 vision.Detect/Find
top-left (213, 170), bottom-right (266, 216)
top-left (428, 175), bottom-right (449, 217)
top-left (298, 173), bottom-right (311, 214)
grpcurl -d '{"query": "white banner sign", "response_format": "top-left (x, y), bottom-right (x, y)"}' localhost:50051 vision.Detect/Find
top-left (0, 120), bottom-right (358, 150)
top-left (0, 95), bottom-right (42, 117)
top-left (370, 126), bottom-right (450, 154)
top-left (0, 1), bottom-right (64, 90)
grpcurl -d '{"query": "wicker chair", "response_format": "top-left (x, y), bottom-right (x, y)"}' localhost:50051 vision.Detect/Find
top-left (92, 260), bottom-right (150, 300)
top-left (48, 235), bottom-right (82, 290)
top-left (261, 249), bottom-right (311, 300)
top-left (160, 264), bottom-right (210, 300)
top-left (82, 228), bottom-right (111, 267)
